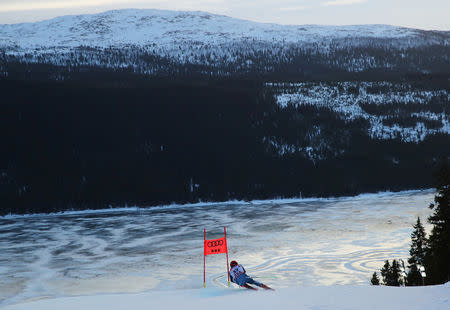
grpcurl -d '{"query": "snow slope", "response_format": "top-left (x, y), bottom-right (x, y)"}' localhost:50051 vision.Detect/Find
top-left (0, 190), bottom-right (437, 307)
top-left (3, 284), bottom-right (450, 310)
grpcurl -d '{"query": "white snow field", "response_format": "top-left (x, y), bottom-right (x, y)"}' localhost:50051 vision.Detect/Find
top-left (3, 284), bottom-right (450, 310)
top-left (1, 189), bottom-right (448, 309)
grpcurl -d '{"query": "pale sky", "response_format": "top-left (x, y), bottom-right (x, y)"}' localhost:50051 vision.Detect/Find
top-left (0, 0), bottom-right (448, 30)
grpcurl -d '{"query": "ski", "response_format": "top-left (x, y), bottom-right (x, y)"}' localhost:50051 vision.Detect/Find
top-left (241, 284), bottom-right (258, 290)
top-left (260, 284), bottom-right (274, 290)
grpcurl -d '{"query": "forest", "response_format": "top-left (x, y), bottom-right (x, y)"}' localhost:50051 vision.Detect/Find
top-left (2, 42), bottom-right (450, 81)
top-left (1, 66), bottom-right (449, 214)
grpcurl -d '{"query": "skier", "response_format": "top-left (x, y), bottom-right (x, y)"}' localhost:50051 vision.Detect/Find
top-left (229, 260), bottom-right (273, 290)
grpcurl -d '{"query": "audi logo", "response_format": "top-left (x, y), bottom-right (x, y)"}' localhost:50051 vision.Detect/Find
top-left (207, 240), bottom-right (224, 247)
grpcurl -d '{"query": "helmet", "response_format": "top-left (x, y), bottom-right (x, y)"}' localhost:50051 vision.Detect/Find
top-left (230, 260), bottom-right (238, 268)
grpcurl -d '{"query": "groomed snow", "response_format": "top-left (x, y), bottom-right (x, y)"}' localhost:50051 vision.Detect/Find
top-left (0, 189), bottom-right (432, 219)
top-left (0, 190), bottom-right (438, 309)
top-left (3, 284), bottom-right (450, 310)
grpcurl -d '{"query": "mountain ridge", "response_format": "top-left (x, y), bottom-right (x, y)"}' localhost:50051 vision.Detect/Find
top-left (1, 8), bottom-right (448, 52)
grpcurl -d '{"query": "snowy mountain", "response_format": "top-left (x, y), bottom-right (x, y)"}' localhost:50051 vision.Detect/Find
top-left (1, 9), bottom-right (447, 51)
top-left (0, 9), bottom-right (448, 163)
top-left (0, 9), bottom-right (449, 74)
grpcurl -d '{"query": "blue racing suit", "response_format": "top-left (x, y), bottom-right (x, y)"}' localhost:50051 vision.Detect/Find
top-left (229, 264), bottom-right (263, 287)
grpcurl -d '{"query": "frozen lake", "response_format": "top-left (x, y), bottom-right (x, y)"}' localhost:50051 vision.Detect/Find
top-left (0, 190), bottom-right (434, 306)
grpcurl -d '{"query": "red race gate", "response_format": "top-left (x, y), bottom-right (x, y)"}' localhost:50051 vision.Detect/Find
top-left (203, 227), bottom-right (230, 287)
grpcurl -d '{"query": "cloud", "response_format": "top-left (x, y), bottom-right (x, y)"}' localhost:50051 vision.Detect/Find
top-left (322, 0), bottom-right (367, 6)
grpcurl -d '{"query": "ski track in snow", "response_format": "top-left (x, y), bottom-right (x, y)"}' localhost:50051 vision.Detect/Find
top-left (0, 190), bottom-right (435, 307)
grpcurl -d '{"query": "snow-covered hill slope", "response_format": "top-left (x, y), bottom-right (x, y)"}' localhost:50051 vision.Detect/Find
top-left (0, 9), bottom-right (448, 57)
top-left (4, 285), bottom-right (450, 310)
top-left (269, 82), bottom-right (450, 145)
top-left (1, 9), bottom-right (449, 76)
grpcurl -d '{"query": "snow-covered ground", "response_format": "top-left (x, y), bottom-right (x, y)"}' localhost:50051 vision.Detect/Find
top-left (3, 284), bottom-right (450, 310)
top-left (0, 190), bottom-right (440, 309)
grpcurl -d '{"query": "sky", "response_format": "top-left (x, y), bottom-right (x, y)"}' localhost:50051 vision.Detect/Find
top-left (0, 0), bottom-right (448, 30)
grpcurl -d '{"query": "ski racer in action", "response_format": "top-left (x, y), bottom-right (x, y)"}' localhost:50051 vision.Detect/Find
top-left (229, 260), bottom-right (273, 290)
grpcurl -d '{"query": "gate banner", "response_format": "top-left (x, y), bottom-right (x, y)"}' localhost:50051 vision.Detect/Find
top-left (203, 227), bottom-right (230, 288)
top-left (204, 237), bottom-right (227, 256)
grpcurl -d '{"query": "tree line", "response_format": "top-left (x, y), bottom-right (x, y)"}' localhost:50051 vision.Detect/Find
top-left (1, 42), bottom-right (449, 80)
top-left (371, 160), bottom-right (450, 285)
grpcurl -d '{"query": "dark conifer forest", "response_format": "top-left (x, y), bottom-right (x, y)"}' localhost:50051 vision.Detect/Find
top-left (0, 58), bottom-right (449, 215)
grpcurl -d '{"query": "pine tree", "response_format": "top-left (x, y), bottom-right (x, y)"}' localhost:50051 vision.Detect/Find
top-left (406, 264), bottom-right (423, 286)
top-left (371, 272), bottom-right (380, 285)
top-left (408, 217), bottom-right (427, 265)
top-left (380, 260), bottom-right (391, 285)
top-left (380, 259), bottom-right (403, 286)
top-left (406, 217), bottom-right (427, 286)
top-left (390, 259), bottom-right (403, 286)
top-left (424, 160), bottom-right (450, 284)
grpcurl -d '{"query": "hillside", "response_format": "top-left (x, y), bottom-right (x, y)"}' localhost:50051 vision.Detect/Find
top-left (0, 9), bottom-right (449, 214)
top-left (1, 9), bottom-right (446, 49)
top-left (1, 77), bottom-right (448, 215)
top-left (1, 9), bottom-right (449, 76)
